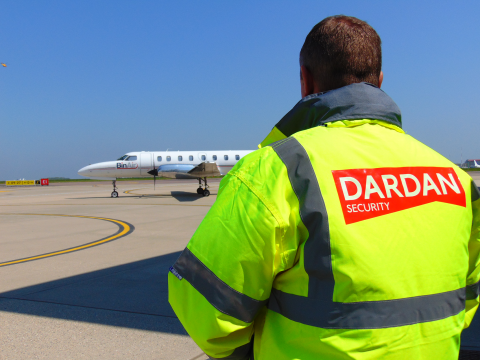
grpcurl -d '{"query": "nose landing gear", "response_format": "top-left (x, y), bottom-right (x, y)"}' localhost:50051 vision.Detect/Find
top-left (197, 177), bottom-right (210, 196)
top-left (111, 180), bottom-right (119, 198)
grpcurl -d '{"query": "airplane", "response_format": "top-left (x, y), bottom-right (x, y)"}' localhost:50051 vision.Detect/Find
top-left (78, 150), bottom-right (254, 197)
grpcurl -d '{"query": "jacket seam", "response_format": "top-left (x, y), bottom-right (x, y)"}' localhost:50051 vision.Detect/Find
top-left (318, 115), bottom-right (401, 128)
top-left (230, 171), bottom-right (288, 270)
top-left (324, 119), bottom-right (405, 133)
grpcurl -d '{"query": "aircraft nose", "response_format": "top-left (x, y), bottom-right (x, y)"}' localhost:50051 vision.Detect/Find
top-left (78, 165), bottom-right (91, 177)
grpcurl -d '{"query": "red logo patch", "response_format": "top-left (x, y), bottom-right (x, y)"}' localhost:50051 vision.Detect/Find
top-left (332, 167), bottom-right (466, 224)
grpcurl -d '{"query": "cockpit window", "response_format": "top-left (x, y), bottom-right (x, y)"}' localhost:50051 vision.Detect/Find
top-left (125, 156), bottom-right (137, 161)
top-left (117, 155), bottom-right (128, 160)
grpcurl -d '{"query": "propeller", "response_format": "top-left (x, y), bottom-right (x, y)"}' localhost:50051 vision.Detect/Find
top-left (147, 169), bottom-right (159, 190)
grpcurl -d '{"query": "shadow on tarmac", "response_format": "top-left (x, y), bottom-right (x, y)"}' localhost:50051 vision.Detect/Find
top-left (1, 205), bottom-right (480, 350)
top-left (0, 251), bottom-right (186, 334)
top-left (67, 191), bottom-right (217, 202)
top-left (171, 191), bottom-right (215, 202)
top-left (0, 248), bottom-right (479, 351)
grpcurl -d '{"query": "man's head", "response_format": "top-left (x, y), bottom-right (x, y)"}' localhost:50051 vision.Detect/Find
top-left (300, 15), bottom-right (383, 97)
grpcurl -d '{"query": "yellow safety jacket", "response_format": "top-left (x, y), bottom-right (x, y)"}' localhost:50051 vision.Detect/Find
top-left (169, 83), bottom-right (480, 359)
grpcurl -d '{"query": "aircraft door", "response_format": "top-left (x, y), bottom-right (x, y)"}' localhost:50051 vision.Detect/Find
top-left (140, 152), bottom-right (153, 175)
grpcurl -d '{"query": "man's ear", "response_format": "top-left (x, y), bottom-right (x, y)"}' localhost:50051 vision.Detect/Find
top-left (300, 65), bottom-right (315, 98)
top-left (378, 71), bottom-right (383, 88)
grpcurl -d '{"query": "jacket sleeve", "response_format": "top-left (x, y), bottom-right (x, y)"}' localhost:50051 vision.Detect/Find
top-left (465, 181), bottom-right (480, 328)
top-left (168, 173), bottom-right (285, 359)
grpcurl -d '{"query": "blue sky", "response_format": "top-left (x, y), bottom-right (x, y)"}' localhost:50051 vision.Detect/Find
top-left (1, 1), bottom-right (479, 179)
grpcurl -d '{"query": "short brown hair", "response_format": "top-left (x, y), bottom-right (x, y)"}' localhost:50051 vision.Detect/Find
top-left (300, 15), bottom-right (382, 91)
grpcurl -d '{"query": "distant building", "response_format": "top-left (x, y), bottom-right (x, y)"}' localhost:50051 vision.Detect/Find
top-left (461, 159), bottom-right (480, 168)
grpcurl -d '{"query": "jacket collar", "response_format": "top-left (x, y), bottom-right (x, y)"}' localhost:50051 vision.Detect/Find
top-left (273, 82), bottom-right (402, 139)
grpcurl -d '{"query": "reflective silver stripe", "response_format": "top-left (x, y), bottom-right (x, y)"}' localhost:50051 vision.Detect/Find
top-left (271, 137), bottom-right (334, 302)
top-left (173, 248), bottom-right (267, 323)
top-left (269, 287), bottom-right (466, 329)
top-left (472, 181), bottom-right (480, 202)
top-left (466, 281), bottom-right (480, 300)
top-left (270, 137), bottom-right (466, 329)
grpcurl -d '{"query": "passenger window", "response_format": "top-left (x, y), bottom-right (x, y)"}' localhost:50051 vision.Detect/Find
top-left (224, 155), bottom-right (229, 161)
top-left (201, 155), bottom-right (206, 161)
top-left (189, 155), bottom-right (193, 161)
top-left (167, 156), bottom-right (171, 162)
top-left (126, 156), bottom-right (137, 161)
top-left (157, 156), bottom-right (162, 162)
top-left (178, 156), bottom-right (183, 161)
top-left (235, 155), bottom-right (240, 160)
top-left (212, 155), bottom-right (217, 161)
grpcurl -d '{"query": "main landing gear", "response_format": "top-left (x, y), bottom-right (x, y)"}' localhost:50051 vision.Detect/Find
top-left (111, 180), bottom-right (119, 198)
top-left (197, 177), bottom-right (210, 197)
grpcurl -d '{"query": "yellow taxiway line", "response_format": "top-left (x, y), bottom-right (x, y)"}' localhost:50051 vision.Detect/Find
top-left (0, 213), bottom-right (134, 267)
top-left (124, 189), bottom-right (136, 194)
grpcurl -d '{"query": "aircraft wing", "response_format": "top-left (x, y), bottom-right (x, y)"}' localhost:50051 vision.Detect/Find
top-left (87, 176), bottom-right (116, 180)
top-left (155, 162), bottom-right (221, 179)
top-left (188, 162), bottom-right (221, 177)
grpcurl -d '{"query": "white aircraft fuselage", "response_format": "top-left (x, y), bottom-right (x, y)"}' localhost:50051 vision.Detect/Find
top-left (78, 150), bottom-right (254, 197)
top-left (78, 150), bottom-right (253, 179)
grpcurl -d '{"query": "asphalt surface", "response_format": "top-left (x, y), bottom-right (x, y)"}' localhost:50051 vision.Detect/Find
top-left (0, 173), bottom-right (479, 359)
top-left (0, 179), bottom-right (214, 360)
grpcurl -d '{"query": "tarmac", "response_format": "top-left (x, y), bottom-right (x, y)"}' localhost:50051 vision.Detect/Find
top-left (0, 173), bottom-right (479, 359)
top-left (0, 179), bottom-right (216, 360)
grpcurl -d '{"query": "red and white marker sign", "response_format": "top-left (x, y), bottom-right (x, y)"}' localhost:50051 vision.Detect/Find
top-left (332, 167), bottom-right (466, 224)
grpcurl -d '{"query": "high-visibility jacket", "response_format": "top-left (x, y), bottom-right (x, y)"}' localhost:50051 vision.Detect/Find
top-left (169, 83), bottom-right (480, 359)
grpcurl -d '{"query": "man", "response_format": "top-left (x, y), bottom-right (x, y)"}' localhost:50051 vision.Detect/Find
top-left (169, 16), bottom-right (480, 359)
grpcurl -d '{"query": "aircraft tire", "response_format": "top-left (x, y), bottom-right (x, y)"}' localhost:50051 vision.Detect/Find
top-left (111, 191), bottom-right (119, 198)
top-left (203, 189), bottom-right (210, 197)
top-left (197, 188), bottom-right (203, 195)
